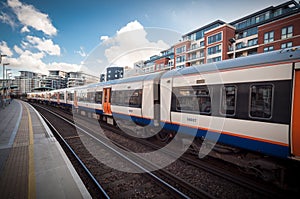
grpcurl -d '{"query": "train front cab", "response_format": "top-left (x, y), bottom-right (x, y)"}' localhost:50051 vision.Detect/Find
top-left (292, 62), bottom-right (300, 159)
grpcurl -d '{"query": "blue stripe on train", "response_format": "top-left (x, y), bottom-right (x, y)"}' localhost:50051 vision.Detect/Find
top-left (77, 105), bottom-right (103, 115)
top-left (49, 101), bottom-right (289, 159)
top-left (160, 121), bottom-right (289, 158)
top-left (112, 112), bottom-right (152, 126)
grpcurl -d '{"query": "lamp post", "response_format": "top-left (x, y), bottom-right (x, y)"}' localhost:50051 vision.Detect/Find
top-left (0, 53), bottom-right (7, 64)
top-left (6, 69), bottom-right (11, 101)
top-left (2, 63), bottom-right (9, 98)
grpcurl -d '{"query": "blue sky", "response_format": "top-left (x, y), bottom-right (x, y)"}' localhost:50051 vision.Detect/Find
top-left (0, 0), bottom-right (289, 77)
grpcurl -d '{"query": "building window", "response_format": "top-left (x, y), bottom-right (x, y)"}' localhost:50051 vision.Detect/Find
top-left (274, 8), bottom-right (282, 17)
top-left (207, 32), bottom-right (222, 45)
top-left (207, 44), bottom-right (221, 55)
top-left (281, 42), bottom-right (293, 49)
top-left (264, 31), bottom-right (274, 44)
top-left (236, 27), bottom-right (258, 39)
top-left (190, 52), bottom-right (197, 60)
top-left (248, 38), bottom-right (258, 47)
top-left (191, 44), bottom-right (197, 50)
top-left (176, 55), bottom-right (185, 63)
top-left (281, 26), bottom-right (293, 39)
top-left (220, 86), bottom-right (237, 116)
top-left (207, 56), bottom-right (221, 63)
top-left (200, 41), bottom-right (205, 47)
top-left (176, 46), bottom-right (186, 54)
top-left (190, 33), bottom-right (196, 41)
top-left (248, 49), bottom-right (257, 56)
top-left (263, 46), bottom-right (274, 52)
top-left (236, 42), bottom-right (244, 50)
top-left (250, 85), bottom-right (273, 119)
top-left (200, 50), bottom-right (205, 58)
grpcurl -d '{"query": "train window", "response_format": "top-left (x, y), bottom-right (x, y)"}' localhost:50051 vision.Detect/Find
top-left (220, 86), bottom-right (237, 116)
top-left (249, 85), bottom-right (273, 119)
top-left (174, 86), bottom-right (211, 114)
top-left (87, 92), bottom-right (95, 103)
top-left (111, 89), bottom-right (142, 108)
top-left (111, 90), bottom-right (122, 105)
top-left (95, 91), bottom-right (102, 104)
top-left (50, 93), bottom-right (56, 99)
top-left (68, 93), bottom-right (74, 101)
top-left (59, 93), bottom-right (64, 100)
top-left (129, 90), bottom-right (142, 107)
top-left (77, 91), bottom-right (87, 102)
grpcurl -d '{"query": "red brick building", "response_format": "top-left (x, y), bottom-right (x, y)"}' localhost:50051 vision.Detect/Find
top-left (258, 13), bottom-right (300, 53)
top-left (138, 0), bottom-right (300, 74)
top-left (204, 24), bottom-right (236, 63)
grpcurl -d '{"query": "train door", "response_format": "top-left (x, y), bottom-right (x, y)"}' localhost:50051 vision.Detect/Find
top-left (103, 87), bottom-right (112, 114)
top-left (292, 64), bottom-right (300, 157)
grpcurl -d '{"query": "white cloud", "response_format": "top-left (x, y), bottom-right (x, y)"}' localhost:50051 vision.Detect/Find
top-left (0, 12), bottom-right (16, 28)
top-left (74, 46), bottom-right (87, 57)
top-left (26, 35), bottom-right (60, 56)
top-left (47, 62), bottom-right (81, 72)
top-left (7, 50), bottom-right (46, 74)
top-left (103, 20), bottom-right (169, 68)
top-left (100, 36), bottom-right (109, 41)
top-left (117, 20), bottom-right (143, 34)
top-left (7, 49), bottom-right (80, 75)
top-left (21, 26), bottom-right (30, 33)
top-left (13, 45), bottom-right (23, 54)
top-left (7, 0), bottom-right (57, 36)
top-left (0, 41), bottom-right (14, 57)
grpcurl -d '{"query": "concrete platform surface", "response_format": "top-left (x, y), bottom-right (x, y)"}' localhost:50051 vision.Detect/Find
top-left (0, 100), bottom-right (91, 199)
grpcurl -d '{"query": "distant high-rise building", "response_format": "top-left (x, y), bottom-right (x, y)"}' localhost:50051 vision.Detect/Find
top-left (106, 66), bottom-right (124, 81)
top-left (67, 72), bottom-right (99, 87)
top-left (100, 74), bottom-right (106, 82)
top-left (13, 71), bottom-right (43, 95)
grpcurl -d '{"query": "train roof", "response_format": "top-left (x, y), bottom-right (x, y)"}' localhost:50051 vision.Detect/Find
top-left (77, 71), bottom-right (164, 90)
top-left (162, 46), bottom-right (300, 79)
top-left (105, 71), bottom-right (164, 84)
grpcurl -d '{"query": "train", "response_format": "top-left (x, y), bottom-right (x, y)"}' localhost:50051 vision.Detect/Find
top-left (28, 46), bottom-right (300, 164)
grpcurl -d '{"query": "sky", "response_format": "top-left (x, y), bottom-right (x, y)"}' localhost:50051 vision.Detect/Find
top-left (0, 0), bottom-right (289, 78)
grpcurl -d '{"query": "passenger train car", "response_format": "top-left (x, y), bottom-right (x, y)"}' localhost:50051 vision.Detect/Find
top-left (28, 47), bottom-right (300, 161)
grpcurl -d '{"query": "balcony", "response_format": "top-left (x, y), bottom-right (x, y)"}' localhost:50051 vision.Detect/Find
top-left (227, 43), bottom-right (258, 54)
top-left (186, 44), bottom-right (205, 53)
top-left (187, 54), bottom-right (205, 62)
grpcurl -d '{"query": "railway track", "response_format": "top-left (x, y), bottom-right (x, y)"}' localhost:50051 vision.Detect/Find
top-left (99, 122), bottom-right (289, 199)
top-left (32, 103), bottom-right (216, 198)
top-left (32, 103), bottom-right (299, 198)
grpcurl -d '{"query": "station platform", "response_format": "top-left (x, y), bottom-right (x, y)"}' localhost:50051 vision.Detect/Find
top-left (0, 99), bottom-right (91, 198)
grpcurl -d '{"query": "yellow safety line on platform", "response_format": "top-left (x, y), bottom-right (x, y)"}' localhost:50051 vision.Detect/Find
top-left (25, 105), bottom-right (36, 199)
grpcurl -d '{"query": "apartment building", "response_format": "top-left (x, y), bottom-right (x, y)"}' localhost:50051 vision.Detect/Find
top-left (228, 0), bottom-right (300, 58)
top-left (12, 71), bottom-right (43, 95)
top-left (11, 70), bottom-right (99, 95)
top-left (139, 0), bottom-right (300, 74)
top-left (258, 12), bottom-right (300, 53)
